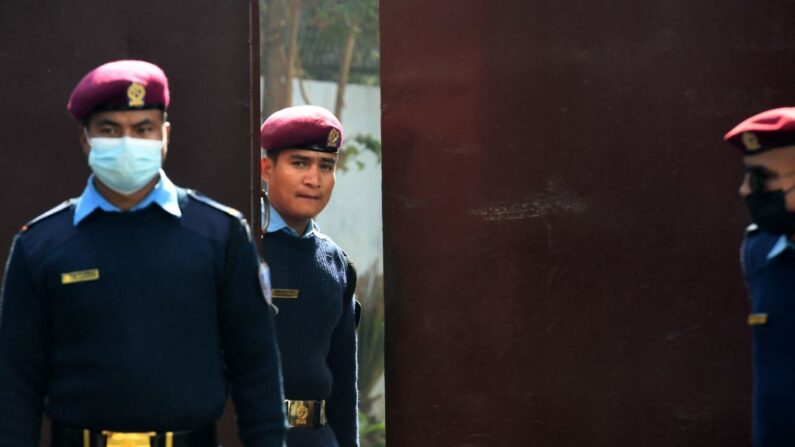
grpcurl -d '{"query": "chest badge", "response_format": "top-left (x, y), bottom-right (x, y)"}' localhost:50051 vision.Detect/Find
top-left (272, 289), bottom-right (300, 299)
top-left (61, 269), bottom-right (100, 285)
top-left (747, 313), bottom-right (768, 326)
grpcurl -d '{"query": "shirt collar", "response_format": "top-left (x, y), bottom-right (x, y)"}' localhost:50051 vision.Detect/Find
top-left (263, 203), bottom-right (316, 238)
top-left (766, 234), bottom-right (795, 261)
top-left (73, 169), bottom-right (182, 225)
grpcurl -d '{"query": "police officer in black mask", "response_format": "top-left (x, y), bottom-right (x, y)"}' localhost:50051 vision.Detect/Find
top-left (725, 107), bottom-right (795, 447)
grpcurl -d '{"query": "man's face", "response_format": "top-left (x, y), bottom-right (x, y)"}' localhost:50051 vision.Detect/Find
top-left (261, 149), bottom-right (337, 225)
top-left (740, 145), bottom-right (795, 211)
top-left (79, 109), bottom-right (170, 159)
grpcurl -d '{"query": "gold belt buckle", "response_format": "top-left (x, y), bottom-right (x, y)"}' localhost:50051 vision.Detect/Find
top-left (101, 431), bottom-right (157, 447)
top-left (286, 400), bottom-right (327, 427)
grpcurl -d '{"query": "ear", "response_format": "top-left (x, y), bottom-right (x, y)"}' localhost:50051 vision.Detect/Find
top-left (79, 125), bottom-right (90, 156)
top-left (261, 156), bottom-right (274, 184)
top-left (162, 121), bottom-right (172, 162)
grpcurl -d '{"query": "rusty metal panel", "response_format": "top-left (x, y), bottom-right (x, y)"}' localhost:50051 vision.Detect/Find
top-left (381, 1), bottom-right (795, 446)
top-left (0, 2), bottom-right (258, 446)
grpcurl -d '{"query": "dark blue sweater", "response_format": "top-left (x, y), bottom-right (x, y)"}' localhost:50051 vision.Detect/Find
top-left (0, 190), bottom-right (286, 447)
top-left (743, 228), bottom-right (795, 447)
top-left (262, 230), bottom-right (358, 447)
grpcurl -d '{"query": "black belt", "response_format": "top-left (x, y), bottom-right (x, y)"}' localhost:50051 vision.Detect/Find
top-left (51, 423), bottom-right (217, 447)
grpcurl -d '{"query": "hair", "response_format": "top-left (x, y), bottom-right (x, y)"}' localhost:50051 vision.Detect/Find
top-left (265, 149), bottom-right (284, 164)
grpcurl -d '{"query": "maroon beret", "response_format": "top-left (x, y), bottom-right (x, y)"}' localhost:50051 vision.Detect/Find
top-left (67, 60), bottom-right (170, 121)
top-left (260, 105), bottom-right (343, 153)
top-left (724, 107), bottom-right (795, 155)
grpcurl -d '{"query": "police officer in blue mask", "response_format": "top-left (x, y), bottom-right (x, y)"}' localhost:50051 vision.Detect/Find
top-left (725, 107), bottom-right (795, 446)
top-left (0, 60), bottom-right (286, 447)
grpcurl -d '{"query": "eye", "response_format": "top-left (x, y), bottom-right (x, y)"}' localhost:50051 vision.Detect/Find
top-left (747, 168), bottom-right (772, 192)
top-left (98, 126), bottom-right (117, 136)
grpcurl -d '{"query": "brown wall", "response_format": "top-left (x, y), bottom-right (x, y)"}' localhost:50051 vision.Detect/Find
top-left (0, 2), bottom-right (259, 446)
top-left (380, 1), bottom-right (795, 446)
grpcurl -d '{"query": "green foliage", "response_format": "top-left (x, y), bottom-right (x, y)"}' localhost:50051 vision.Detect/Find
top-left (355, 261), bottom-right (385, 446)
top-left (339, 134), bottom-right (382, 172)
top-left (359, 411), bottom-right (386, 447)
top-left (356, 261), bottom-right (384, 410)
top-left (301, 0), bottom-right (380, 84)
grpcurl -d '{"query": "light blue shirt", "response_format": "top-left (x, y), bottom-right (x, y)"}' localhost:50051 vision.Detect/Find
top-left (766, 235), bottom-right (795, 261)
top-left (73, 169), bottom-right (182, 226)
top-left (263, 203), bottom-right (316, 238)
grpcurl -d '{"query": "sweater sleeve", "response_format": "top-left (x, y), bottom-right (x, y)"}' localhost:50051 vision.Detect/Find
top-left (0, 235), bottom-right (48, 447)
top-left (218, 219), bottom-right (287, 447)
top-left (325, 260), bottom-right (359, 447)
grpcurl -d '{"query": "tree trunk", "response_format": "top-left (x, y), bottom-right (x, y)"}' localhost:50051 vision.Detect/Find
top-left (285, 0), bottom-right (301, 107)
top-left (263, 0), bottom-right (301, 116)
top-left (334, 24), bottom-right (357, 121)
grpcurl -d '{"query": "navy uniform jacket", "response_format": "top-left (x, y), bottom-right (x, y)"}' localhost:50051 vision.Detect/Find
top-left (742, 225), bottom-right (795, 446)
top-left (262, 206), bottom-right (358, 447)
top-left (0, 186), bottom-right (286, 447)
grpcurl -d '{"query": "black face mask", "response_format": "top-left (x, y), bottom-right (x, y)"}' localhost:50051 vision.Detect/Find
top-left (746, 188), bottom-right (795, 235)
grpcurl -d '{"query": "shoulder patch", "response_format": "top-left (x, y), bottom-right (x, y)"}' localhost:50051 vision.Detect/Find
top-left (21, 199), bottom-right (76, 232)
top-left (185, 189), bottom-right (244, 220)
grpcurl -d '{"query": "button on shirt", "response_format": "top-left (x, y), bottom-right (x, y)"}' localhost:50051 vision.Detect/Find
top-left (73, 170), bottom-right (182, 225)
top-left (263, 203), bottom-right (316, 238)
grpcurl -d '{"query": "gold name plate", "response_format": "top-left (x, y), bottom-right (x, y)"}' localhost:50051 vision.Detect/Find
top-left (272, 289), bottom-right (300, 299)
top-left (62, 269), bottom-right (99, 285)
top-left (748, 313), bottom-right (768, 326)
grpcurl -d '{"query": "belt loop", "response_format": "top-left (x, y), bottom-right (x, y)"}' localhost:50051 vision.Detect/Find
top-left (165, 432), bottom-right (173, 447)
top-left (83, 429), bottom-right (91, 447)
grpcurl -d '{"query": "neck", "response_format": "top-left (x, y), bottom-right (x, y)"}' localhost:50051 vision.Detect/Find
top-left (94, 176), bottom-right (159, 211)
top-left (284, 218), bottom-right (310, 237)
top-left (271, 205), bottom-right (310, 236)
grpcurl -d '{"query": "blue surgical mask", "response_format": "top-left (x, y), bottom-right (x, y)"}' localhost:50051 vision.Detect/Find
top-left (87, 133), bottom-right (164, 196)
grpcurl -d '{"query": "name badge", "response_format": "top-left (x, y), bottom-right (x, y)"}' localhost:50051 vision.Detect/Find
top-left (272, 289), bottom-right (300, 299)
top-left (61, 269), bottom-right (100, 285)
top-left (748, 313), bottom-right (768, 326)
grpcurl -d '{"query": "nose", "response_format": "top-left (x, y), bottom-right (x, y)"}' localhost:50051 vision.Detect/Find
top-left (303, 165), bottom-right (321, 188)
top-left (739, 173), bottom-right (751, 198)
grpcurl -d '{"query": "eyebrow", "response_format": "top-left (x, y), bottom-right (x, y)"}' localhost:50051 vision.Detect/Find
top-left (131, 118), bottom-right (157, 127)
top-left (93, 118), bottom-right (158, 128)
top-left (744, 165), bottom-right (775, 176)
top-left (319, 156), bottom-right (337, 165)
top-left (94, 119), bottom-right (120, 127)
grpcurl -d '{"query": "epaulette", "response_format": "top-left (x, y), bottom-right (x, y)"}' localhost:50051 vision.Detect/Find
top-left (746, 223), bottom-right (760, 235)
top-left (185, 189), bottom-right (244, 220)
top-left (20, 199), bottom-right (75, 232)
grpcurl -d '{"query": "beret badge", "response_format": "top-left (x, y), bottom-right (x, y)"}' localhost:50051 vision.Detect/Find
top-left (327, 128), bottom-right (341, 149)
top-left (741, 132), bottom-right (761, 152)
top-left (127, 82), bottom-right (146, 107)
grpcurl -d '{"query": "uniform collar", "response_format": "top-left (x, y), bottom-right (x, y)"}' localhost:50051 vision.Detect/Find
top-left (766, 234), bottom-right (795, 261)
top-left (73, 169), bottom-right (182, 225)
top-left (264, 203), bottom-right (316, 238)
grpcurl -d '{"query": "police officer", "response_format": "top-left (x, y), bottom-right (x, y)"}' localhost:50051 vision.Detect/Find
top-left (0, 60), bottom-right (286, 447)
top-left (259, 106), bottom-right (359, 447)
top-left (725, 107), bottom-right (795, 446)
